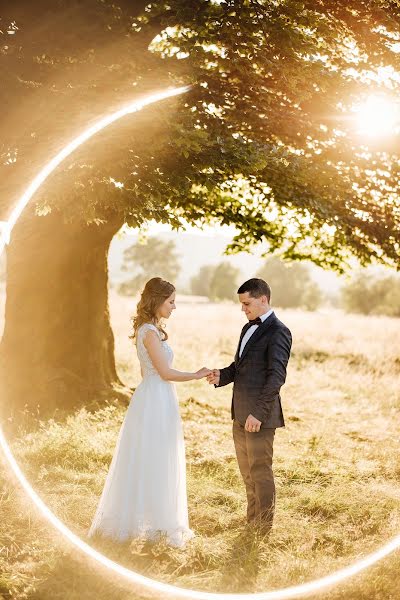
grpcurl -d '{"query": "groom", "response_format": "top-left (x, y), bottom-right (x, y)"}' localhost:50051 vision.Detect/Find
top-left (207, 278), bottom-right (292, 533)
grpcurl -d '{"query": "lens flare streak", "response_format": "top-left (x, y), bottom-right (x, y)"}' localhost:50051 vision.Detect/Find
top-left (0, 85), bottom-right (400, 600)
top-left (0, 86), bottom-right (191, 253)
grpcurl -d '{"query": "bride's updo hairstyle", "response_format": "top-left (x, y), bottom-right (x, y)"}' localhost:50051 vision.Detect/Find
top-left (130, 277), bottom-right (175, 342)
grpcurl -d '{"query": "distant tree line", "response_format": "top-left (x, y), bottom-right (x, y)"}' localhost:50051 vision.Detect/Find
top-left (342, 271), bottom-right (400, 317)
top-left (190, 262), bottom-right (241, 301)
top-left (118, 237), bottom-right (181, 296)
top-left (118, 238), bottom-right (324, 309)
top-left (118, 238), bottom-right (400, 318)
top-left (191, 257), bottom-right (323, 309)
top-left (256, 256), bottom-right (322, 311)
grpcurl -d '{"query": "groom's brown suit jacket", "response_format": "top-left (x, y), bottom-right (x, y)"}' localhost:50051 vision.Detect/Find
top-left (216, 313), bottom-right (292, 428)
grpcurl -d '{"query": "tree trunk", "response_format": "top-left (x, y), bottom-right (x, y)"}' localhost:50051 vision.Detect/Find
top-left (0, 206), bottom-right (131, 423)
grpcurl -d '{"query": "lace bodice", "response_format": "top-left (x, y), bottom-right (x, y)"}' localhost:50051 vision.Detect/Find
top-left (136, 323), bottom-right (174, 378)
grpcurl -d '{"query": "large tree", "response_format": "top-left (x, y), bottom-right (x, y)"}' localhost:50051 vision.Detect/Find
top-left (1, 0), bottom-right (399, 418)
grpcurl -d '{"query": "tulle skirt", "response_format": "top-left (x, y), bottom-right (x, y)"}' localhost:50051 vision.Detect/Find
top-left (88, 374), bottom-right (194, 548)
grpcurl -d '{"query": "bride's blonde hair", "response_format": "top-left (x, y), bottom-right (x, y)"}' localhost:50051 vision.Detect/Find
top-left (129, 277), bottom-right (175, 342)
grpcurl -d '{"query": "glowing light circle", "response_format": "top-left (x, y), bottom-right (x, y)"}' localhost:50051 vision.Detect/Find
top-left (354, 94), bottom-right (400, 137)
top-left (1, 85), bottom-right (400, 599)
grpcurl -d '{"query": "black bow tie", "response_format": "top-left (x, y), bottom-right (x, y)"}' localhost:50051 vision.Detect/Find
top-left (248, 317), bottom-right (262, 326)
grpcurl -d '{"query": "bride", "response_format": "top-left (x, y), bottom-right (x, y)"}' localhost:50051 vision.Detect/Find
top-left (88, 277), bottom-right (210, 548)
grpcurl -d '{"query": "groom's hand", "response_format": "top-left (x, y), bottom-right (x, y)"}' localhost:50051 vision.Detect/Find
top-left (207, 369), bottom-right (220, 385)
top-left (245, 414), bottom-right (262, 433)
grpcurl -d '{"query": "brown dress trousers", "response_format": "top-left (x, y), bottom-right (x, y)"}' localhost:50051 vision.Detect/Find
top-left (232, 419), bottom-right (276, 528)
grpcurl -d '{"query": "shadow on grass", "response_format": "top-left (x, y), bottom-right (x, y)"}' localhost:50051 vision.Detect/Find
top-left (218, 526), bottom-right (268, 592)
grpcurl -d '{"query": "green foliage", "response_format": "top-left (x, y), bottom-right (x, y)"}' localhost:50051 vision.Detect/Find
top-left (190, 264), bottom-right (215, 297)
top-left (209, 262), bottom-right (241, 301)
top-left (190, 261), bottom-right (240, 300)
top-left (257, 255), bottom-right (322, 310)
top-left (118, 236), bottom-right (181, 295)
top-left (342, 270), bottom-right (400, 316)
top-left (1, 0), bottom-right (400, 271)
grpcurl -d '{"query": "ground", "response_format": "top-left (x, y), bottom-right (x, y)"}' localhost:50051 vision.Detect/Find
top-left (1, 290), bottom-right (400, 599)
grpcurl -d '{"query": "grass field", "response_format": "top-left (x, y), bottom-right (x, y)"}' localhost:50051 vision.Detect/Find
top-left (1, 289), bottom-right (400, 599)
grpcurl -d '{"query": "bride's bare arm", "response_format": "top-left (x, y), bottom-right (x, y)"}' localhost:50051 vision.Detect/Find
top-left (143, 331), bottom-right (210, 382)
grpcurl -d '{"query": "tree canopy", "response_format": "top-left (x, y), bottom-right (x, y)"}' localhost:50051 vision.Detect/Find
top-left (2, 0), bottom-right (400, 272)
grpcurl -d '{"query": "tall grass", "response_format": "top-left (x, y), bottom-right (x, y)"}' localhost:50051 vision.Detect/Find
top-left (1, 292), bottom-right (400, 599)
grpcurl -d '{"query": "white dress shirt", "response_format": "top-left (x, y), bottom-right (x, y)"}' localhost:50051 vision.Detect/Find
top-left (239, 309), bottom-right (274, 357)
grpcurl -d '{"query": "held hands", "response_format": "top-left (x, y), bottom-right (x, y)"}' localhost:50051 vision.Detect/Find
top-left (195, 367), bottom-right (212, 380)
top-left (245, 414), bottom-right (262, 433)
top-left (206, 369), bottom-right (220, 386)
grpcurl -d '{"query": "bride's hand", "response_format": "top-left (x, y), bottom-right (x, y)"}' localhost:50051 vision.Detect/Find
top-left (195, 367), bottom-right (212, 380)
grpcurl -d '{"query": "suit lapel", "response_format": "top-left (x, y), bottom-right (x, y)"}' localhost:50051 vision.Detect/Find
top-left (237, 313), bottom-right (276, 365)
top-left (234, 324), bottom-right (249, 364)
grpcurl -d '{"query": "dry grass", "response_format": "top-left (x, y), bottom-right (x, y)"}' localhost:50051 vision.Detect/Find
top-left (1, 290), bottom-right (400, 599)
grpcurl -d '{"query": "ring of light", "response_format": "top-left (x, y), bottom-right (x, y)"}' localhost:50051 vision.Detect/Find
top-left (0, 86), bottom-right (399, 600)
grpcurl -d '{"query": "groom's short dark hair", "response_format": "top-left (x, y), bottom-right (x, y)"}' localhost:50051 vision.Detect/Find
top-left (237, 278), bottom-right (271, 302)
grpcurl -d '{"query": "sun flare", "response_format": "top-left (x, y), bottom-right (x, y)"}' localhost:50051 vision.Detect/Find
top-left (354, 95), bottom-right (400, 137)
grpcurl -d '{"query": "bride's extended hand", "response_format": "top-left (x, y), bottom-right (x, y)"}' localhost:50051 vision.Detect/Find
top-left (195, 367), bottom-right (212, 379)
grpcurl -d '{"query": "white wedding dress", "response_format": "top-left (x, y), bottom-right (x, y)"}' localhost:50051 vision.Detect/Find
top-left (88, 323), bottom-right (195, 548)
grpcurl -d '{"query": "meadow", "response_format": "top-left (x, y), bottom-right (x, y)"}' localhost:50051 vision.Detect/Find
top-left (1, 288), bottom-right (400, 599)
